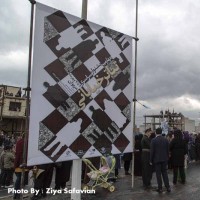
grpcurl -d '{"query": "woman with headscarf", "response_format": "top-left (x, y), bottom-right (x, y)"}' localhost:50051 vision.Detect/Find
top-left (195, 134), bottom-right (200, 161)
top-left (170, 129), bottom-right (188, 184)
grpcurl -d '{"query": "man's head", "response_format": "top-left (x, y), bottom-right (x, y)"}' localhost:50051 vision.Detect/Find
top-left (156, 127), bottom-right (162, 135)
top-left (173, 129), bottom-right (182, 139)
top-left (89, 106), bottom-right (95, 112)
top-left (93, 39), bottom-right (99, 45)
top-left (145, 128), bottom-right (152, 137)
top-left (43, 82), bottom-right (50, 89)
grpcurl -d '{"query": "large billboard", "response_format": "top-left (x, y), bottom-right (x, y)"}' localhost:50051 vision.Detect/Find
top-left (28, 2), bottom-right (133, 165)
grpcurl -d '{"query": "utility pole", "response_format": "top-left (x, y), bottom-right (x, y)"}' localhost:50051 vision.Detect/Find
top-left (20, 1), bottom-right (35, 199)
top-left (0, 85), bottom-right (5, 122)
top-left (132, 0), bottom-right (139, 188)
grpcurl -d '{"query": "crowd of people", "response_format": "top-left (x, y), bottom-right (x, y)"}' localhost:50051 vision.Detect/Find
top-left (0, 128), bottom-right (200, 198)
top-left (0, 131), bottom-right (16, 189)
top-left (124, 127), bottom-right (200, 193)
top-left (0, 131), bottom-right (72, 199)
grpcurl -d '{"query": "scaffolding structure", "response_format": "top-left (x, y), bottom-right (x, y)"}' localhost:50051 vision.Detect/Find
top-left (144, 110), bottom-right (185, 131)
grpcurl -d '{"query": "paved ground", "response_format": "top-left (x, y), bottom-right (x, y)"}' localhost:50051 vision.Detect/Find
top-left (1, 161), bottom-right (200, 200)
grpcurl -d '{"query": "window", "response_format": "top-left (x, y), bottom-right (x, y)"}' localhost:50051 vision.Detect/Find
top-left (9, 102), bottom-right (21, 112)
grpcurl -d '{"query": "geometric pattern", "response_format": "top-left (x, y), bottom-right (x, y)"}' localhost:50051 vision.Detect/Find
top-left (29, 3), bottom-right (133, 164)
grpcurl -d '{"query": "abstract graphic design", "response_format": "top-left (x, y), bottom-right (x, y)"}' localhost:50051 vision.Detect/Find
top-left (28, 3), bottom-right (133, 165)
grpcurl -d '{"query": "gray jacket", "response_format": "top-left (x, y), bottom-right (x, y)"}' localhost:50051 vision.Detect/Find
top-left (3, 151), bottom-right (15, 169)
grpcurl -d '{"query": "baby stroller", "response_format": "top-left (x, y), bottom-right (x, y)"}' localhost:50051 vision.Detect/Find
top-left (82, 155), bottom-right (116, 192)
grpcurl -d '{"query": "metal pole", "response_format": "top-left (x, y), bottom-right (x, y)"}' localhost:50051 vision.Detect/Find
top-left (20, 1), bottom-right (35, 199)
top-left (71, 2), bottom-right (88, 200)
top-left (81, 0), bottom-right (88, 19)
top-left (132, 0), bottom-right (139, 188)
top-left (0, 85), bottom-right (5, 121)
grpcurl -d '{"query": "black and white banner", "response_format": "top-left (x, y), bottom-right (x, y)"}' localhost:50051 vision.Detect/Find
top-left (28, 2), bottom-right (133, 165)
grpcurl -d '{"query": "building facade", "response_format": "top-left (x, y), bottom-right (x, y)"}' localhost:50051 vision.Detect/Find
top-left (0, 85), bottom-right (26, 135)
top-left (184, 117), bottom-right (195, 133)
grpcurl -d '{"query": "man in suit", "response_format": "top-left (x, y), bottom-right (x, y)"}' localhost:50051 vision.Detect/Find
top-left (141, 128), bottom-right (152, 189)
top-left (150, 127), bottom-right (171, 193)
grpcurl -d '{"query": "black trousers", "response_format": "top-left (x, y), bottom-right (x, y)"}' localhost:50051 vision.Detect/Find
top-left (0, 169), bottom-right (5, 185)
top-left (124, 160), bottom-right (131, 172)
top-left (173, 166), bottom-right (185, 183)
top-left (155, 162), bottom-right (170, 190)
top-left (141, 152), bottom-right (152, 187)
top-left (1, 168), bottom-right (14, 186)
top-left (55, 161), bottom-right (72, 189)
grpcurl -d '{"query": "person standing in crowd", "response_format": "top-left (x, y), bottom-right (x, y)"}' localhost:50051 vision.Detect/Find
top-left (13, 134), bottom-right (29, 199)
top-left (183, 131), bottom-right (189, 168)
top-left (3, 135), bottom-right (11, 147)
top-left (123, 152), bottom-right (132, 175)
top-left (149, 131), bottom-right (156, 141)
top-left (31, 164), bottom-right (54, 199)
top-left (134, 134), bottom-right (142, 176)
top-left (141, 128), bottom-right (152, 189)
top-left (188, 133), bottom-right (196, 162)
top-left (0, 132), bottom-right (4, 148)
top-left (0, 147), bottom-right (5, 188)
top-left (170, 129), bottom-right (187, 185)
top-left (183, 131), bottom-right (189, 144)
top-left (10, 136), bottom-right (15, 146)
top-left (150, 127), bottom-right (171, 193)
top-left (166, 131), bottom-right (173, 143)
top-left (195, 134), bottom-right (200, 161)
top-left (114, 154), bottom-right (121, 178)
top-left (166, 131), bottom-right (174, 170)
top-left (54, 161), bottom-right (72, 190)
top-left (1, 146), bottom-right (15, 188)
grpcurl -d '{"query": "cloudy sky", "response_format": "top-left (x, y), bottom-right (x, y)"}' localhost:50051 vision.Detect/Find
top-left (1, 0), bottom-right (200, 125)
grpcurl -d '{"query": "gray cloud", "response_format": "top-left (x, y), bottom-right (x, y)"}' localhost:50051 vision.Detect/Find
top-left (0, 1), bottom-right (30, 53)
top-left (0, 68), bottom-right (27, 88)
top-left (1, 0), bottom-right (200, 124)
top-left (136, 0), bottom-right (200, 104)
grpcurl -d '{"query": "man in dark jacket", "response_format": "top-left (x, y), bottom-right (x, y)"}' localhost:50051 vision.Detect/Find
top-left (150, 128), bottom-right (171, 193)
top-left (141, 128), bottom-right (152, 189)
top-left (170, 129), bottom-right (188, 184)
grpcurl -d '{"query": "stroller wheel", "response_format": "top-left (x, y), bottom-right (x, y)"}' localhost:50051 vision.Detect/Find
top-left (102, 182), bottom-right (109, 188)
top-left (82, 185), bottom-right (89, 191)
top-left (109, 185), bottom-right (115, 192)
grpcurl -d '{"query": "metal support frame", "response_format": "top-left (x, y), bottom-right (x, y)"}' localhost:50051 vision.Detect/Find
top-left (81, 0), bottom-right (88, 19)
top-left (132, 0), bottom-right (139, 188)
top-left (20, 1), bottom-right (35, 199)
top-left (0, 85), bottom-right (6, 122)
top-left (71, 1), bottom-right (88, 200)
